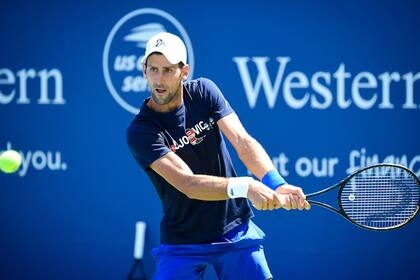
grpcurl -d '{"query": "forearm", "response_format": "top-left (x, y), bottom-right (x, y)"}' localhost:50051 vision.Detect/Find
top-left (149, 149), bottom-right (281, 206)
top-left (216, 113), bottom-right (309, 210)
top-left (180, 174), bottom-right (229, 200)
top-left (151, 152), bottom-right (232, 201)
top-left (236, 135), bottom-right (276, 180)
top-left (178, 174), bottom-right (287, 211)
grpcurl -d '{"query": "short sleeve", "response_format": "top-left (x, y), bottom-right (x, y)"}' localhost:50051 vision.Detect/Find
top-left (199, 78), bottom-right (234, 122)
top-left (126, 123), bottom-right (170, 170)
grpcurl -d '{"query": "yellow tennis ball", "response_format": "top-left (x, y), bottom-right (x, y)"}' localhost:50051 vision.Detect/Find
top-left (0, 150), bottom-right (22, 173)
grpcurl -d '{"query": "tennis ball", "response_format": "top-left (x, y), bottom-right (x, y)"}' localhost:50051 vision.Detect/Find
top-left (0, 150), bottom-right (22, 174)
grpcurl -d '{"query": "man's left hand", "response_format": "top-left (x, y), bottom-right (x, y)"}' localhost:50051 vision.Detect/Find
top-left (275, 184), bottom-right (311, 210)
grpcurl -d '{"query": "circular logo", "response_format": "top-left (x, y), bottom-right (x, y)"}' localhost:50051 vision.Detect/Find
top-left (103, 8), bottom-right (195, 114)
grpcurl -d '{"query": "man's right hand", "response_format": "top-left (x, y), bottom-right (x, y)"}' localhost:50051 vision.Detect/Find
top-left (248, 179), bottom-right (293, 211)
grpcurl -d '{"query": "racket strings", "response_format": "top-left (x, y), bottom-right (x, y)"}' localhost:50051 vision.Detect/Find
top-left (340, 166), bottom-right (419, 229)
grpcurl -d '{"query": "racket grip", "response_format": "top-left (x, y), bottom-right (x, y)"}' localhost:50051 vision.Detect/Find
top-left (134, 221), bottom-right (147, 260)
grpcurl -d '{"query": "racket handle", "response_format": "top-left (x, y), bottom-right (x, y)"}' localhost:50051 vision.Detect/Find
top-left (134, 221), bottom-right (147, 260)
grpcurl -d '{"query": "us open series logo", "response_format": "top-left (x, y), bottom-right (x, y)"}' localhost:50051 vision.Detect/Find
top-left (103, 8), bottom-right (195, 114)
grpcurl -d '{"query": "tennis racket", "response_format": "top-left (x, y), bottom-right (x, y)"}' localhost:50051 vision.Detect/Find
top-left (306, 164), bottom-right (420, 230)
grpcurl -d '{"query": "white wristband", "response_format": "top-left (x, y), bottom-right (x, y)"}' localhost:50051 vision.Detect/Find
top-left (227, 177), bottom-right (252, 199)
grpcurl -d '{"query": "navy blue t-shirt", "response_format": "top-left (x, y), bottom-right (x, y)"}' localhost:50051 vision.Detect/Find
top-left (127, 78), bottom-right (253, 245)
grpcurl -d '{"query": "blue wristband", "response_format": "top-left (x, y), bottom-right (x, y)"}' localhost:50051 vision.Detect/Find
top-left (262, 170), bottom-right (287, 190)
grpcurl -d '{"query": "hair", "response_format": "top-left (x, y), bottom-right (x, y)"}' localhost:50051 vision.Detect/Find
top-left (144, 52), bottom-right (185, 69)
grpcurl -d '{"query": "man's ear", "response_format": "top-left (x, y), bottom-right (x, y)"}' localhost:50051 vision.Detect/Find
top-left (142, 64), bottom-right (147, 76)
top-left (182, 64), bottom-right (190, 80)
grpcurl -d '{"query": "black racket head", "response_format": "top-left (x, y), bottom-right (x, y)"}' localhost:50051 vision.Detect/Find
top-left (338, 164), bottom-right (420, 230)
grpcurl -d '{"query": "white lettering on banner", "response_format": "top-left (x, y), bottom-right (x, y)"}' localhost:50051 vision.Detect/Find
top-left (114, 55), bottom-right (142, 72)
top-left (378, 72), bottom-right (400, 108)
top-left (114, 55), bottom-right (149, 93)
top-left (311, 71), bottom-right (332, 109)
top-left (347, 147), bottom-right (420, 176)
top-left (246, 148), bottom-right (419, 178)
top-left (1, 142), bottom-right (67, 177)
top-left (0, 68), bottom-right (65, 105)
top-left (402, 72), bottom-right (420, 109)
top-left (352, 72), bottom-right (377, 109)
top-left (233, 57), bottom-right (289, 108)
top-left (233, 57), bottom-right (419, 110)
top-left (103, 8), bottom-right (195, 115)
top-left (295, 157), bottom-right (339, 177)
top-left (271, 152), bottom-right (289, 176)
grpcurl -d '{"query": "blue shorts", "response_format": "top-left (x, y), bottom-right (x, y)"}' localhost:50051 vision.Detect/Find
top-left (151, 220), bottom-right (272, 280)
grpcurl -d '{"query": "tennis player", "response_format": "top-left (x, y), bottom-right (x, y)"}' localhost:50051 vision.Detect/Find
top-left (127, 32), bottom-right (310, 280)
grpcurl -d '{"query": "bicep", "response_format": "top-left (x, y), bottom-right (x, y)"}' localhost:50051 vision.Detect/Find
top-left (150, 151), bottom-right (194, 193)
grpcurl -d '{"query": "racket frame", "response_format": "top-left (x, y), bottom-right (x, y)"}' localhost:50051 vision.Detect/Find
top-left (305, 163), bottom-right (420, 231)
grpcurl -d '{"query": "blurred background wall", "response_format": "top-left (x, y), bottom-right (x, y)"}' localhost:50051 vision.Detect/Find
top-left (1, 0), bottom-right (419, 279)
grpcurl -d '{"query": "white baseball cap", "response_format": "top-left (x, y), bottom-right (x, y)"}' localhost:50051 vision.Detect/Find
top-left (141, 32), bottom-right (187, 65)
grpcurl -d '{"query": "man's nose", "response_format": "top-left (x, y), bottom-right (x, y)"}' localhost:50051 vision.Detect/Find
top-left (155, 72), bottom-right (163, 84)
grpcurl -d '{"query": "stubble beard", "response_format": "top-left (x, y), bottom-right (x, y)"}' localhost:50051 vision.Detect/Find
top-left (151, 80), bottom-right (182, 105)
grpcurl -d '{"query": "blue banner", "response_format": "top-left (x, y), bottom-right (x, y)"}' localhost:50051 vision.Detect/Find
top-left (1, 0), bottom-right (419, 279)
